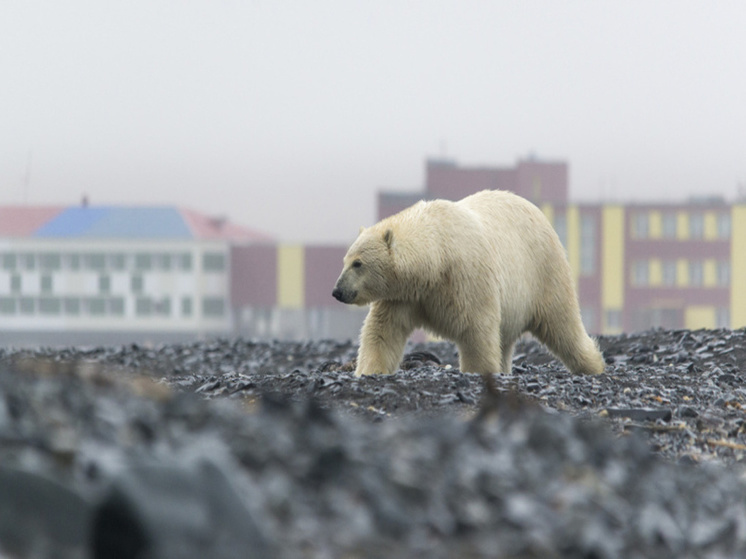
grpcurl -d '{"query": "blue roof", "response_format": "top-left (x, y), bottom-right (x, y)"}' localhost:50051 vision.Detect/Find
top-left (34, 207), bottom-right (193, 239)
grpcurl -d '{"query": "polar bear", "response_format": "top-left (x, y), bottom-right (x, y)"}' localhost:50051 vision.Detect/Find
top-left (332, 190), bottom-right (605, 377)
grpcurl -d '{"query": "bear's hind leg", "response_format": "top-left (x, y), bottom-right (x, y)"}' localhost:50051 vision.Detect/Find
top-left (530, 314), bottom-right (605, 375)
top-left (457, 336), bottom-right (504, 375)
top-left (499, 340), bottom-right (515, 374)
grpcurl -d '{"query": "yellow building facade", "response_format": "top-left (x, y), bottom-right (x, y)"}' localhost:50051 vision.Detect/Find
top-left (558, 202), bottom-right (745, 333)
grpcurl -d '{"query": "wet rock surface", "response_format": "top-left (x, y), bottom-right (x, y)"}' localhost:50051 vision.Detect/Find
top-left (1, 328), bottom-right (746, 557)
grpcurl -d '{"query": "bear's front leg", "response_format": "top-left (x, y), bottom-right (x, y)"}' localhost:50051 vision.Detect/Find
top-left (356, 301), bottom-right (414, 376)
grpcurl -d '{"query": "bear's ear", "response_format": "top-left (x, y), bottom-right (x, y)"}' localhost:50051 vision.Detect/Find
top-left (383, 228), bottom-right (394, 250)
top-left (359, 226), bottom-right (366, 235)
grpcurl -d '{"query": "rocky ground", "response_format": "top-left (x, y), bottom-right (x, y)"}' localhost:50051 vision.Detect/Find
top-left (1, 328), bottom-right (746, 558)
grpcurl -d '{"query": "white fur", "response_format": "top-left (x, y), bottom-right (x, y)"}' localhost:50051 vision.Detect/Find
top-left (333, 190), bottom-right (605, 377)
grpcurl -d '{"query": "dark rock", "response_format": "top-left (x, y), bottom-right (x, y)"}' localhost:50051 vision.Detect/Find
top-left (605, 408), bottom-right (673, 422)
top-left (92, 460), bottom-right (274, 559)
top-left (678, 406), bottom-right (700, 418)
top-left (0, 467), bottom-right (91, 558)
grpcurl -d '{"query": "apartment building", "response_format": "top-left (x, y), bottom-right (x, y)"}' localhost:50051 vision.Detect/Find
top-left (548, 201), bottom-right (740, 333)
top-left (0, 205), bottom-right (271, 345)
top-left (379, 158), bottom-right (746, 334)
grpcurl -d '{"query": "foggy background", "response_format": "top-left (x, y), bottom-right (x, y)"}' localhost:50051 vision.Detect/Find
top-left (2, 1), bottom-right (745, 244)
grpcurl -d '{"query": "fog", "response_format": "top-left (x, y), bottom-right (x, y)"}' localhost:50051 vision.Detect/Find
top-left (2, 1), bottom-right (745, 243)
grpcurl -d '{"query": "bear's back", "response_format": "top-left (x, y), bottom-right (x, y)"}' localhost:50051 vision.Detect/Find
top-left (454, 189), bottom-right (568, 285)
top-left (456, 189), bottom-right (540, 223)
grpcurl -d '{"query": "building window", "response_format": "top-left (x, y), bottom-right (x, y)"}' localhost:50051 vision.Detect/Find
top-left (19, 297), bottom-right (35, 315)
top-left (21, 253), bottom-right (36, 271)
top-left (64, 298), bottom-right (80, 315)
top-left (154, 297), bottom-right (171, 316)
top-left (662, 260), bottom-right (677, 286)
top-left (39, 253), bottom-right (61, 271)
top-left (553, 213), bottom-right (568, 249)
top-left (202, 297), bottom-right (225, 317)
top-left (110, 253), bottom-right (127, 270)
top-left (203, 252), bottom-right (226, 272)
top-left (580, 215), bottom-right (596, 276)
top-left (178, 253), bottom-right (193, 271)
top-left (662, 213), bottom-right (677, 238)
top-left (0, 298), bottom-right (16, 315)
top-left (39, 298), bottom-right (61, 315)
top-left (181, 297), bottom-right (192, 316)
top-left (689, 213), bottom-right (704, 240)
top-left (65, 253), bottom-right (81, 270)
top-left (131, 275), bottom-right (144, 294)
top-left (2, 254), bottom-right (17, 271)
top-left (717, 213), bottom-right (731, 239)
top-left (632, 261), bottom-right (649, 286)
top-left (689, 261), bottom-right (704, 286)
top-left (155, 253), bottom-right (172, 271)
top-left (86, 298), bottom-right (107, 316)
top-left (580, 307), bottom-right (596, 333)
top-left (109, 298), bottom-right (125, 316)
top-left (40, 275), bottom-right (53, 294)
top-left (716, 307), bottom-right (730, 329)
top-left (717, 261), bottom-right (730, 286)
top-left (135, 253), bottom-right (152, 271)
top-left (10, 274), bottom-right (22, 294)
top-left (136, 297), bottom-right (153, 316)
top-left (84, 253), bottom-right (106, 271)
top-left (633, 212), bottom-right (649, 239)
top-left (605, 310), bottom-right (622, 330)
top-left (99, 275), bottom-right (111, 295)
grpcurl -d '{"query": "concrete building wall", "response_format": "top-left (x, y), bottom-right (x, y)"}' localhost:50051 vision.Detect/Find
top-left (731, 205), bottom-right (746, 327)
top-left (0, 238), bottom-right (233, 343)
top-left (601, 206), bottom-right (625, 334)
top-left (230, 244), bottom-right (277, 307)
top-left (424, 158), bottom-right (568, 204)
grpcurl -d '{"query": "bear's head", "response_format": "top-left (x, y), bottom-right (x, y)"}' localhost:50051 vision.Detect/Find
top-left (332, 227), bottom-right (395, 306)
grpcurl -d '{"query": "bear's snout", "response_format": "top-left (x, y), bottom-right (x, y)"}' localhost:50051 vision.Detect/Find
top-left (332, 284), bottom-right (357, 304)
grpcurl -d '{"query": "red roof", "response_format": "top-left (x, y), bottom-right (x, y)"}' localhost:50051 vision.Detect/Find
top-left (0, 206), bottom-right (65, 237)
top-left (180, 208), bottom-right (274, 242)
top-left (0, 205), bottom-right (273, 242)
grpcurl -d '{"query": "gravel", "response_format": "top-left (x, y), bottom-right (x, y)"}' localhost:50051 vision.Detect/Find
top-left (1, 327), bottom-right (746, 558)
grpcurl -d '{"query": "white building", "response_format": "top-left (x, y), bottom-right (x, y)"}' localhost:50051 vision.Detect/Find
top-left (0, 205), bottom-right (271, 346)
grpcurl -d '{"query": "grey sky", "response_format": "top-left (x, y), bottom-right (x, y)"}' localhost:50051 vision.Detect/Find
top-left (2, 1), bottom-right (745, 243)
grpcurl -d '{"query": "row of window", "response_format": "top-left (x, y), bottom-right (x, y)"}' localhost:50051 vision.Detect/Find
top-left (626, 307), bottom-right (731, 331)
top-left (0, 296), bottom-right (125, 317)
top-left (631, 211), bottom-right (731, 240)
top-left (551, 210), bottom-right (731, 280)
top-left (630, 259), bottom-right (730, 287)
top-left (581, 306), bottom-right (731, 333)
top-left (0, 296), bottom-right (226, 318)
top-left (0, 251), bottom-right (226, 273)
top-left (3, 273), bottom-right (214, 297)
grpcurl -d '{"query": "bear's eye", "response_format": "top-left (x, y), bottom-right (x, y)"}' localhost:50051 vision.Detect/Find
top-left (352, 259), bottom-right (362, 269)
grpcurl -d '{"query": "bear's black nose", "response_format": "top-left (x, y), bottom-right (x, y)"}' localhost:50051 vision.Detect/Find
top-left (332, 287), bottom-right (344, 301)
